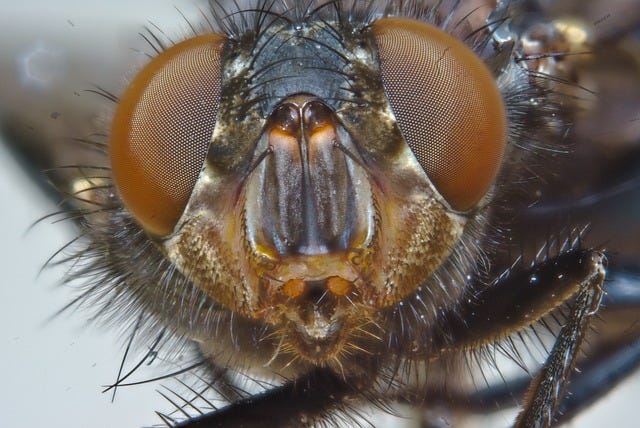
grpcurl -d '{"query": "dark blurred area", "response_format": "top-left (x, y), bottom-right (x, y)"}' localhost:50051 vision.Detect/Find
top-left (500, 0), bottom-right (640, 267)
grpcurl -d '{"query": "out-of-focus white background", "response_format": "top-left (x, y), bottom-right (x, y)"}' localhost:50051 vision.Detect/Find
top-left (0, 2), bottom-right (209, 427)
top-left (0, 1), bottom-right (638, 427)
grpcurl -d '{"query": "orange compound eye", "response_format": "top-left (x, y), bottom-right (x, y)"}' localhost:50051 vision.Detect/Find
top-left (110, 34), bottom-right (226, 236)
top-left (371, 18), bottom-right (507, 211)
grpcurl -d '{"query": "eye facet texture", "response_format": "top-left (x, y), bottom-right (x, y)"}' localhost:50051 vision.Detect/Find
top-left (111, 34), bottom-right (225, 236)
top-left (372, 18), bottom-right (507, 211)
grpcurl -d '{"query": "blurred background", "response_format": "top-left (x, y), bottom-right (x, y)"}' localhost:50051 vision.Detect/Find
top-left (0, 1), bottom-right (639, 427)
top-left (0, 2), bottom-right (211, 427)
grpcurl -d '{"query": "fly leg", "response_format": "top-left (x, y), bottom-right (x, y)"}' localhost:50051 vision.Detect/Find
top-left (513, 251), bottom-right (604, 427)
top-left (552, 267), bottom-right (640, 424)
top-left (554, 334), bottom-right (640, 424)
top-left (173, 367), bottom-right (359, 428)
top-left (438, 247), bottom-right (606, 427)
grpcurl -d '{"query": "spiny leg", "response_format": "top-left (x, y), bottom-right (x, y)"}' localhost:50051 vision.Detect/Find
top-left (554, 335), bottom-right (640, 424)
top-left (437, 247), bottom-right (605, 427)
top-left (514, 251), bottom-right (604, 427)
top-left (173, 367), bottom-right (360, 428)
top-left (546, 267), bottom-right (640, 424)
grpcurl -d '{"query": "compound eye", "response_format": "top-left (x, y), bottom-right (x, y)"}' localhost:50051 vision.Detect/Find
top-left (111, 34), bottom-right (226, 236)
top-left (371, 18), bottom-right (507, 211)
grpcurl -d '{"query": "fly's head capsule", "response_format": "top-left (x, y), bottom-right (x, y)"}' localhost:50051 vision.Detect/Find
top-left (110, 16), bottom-right (506, 368)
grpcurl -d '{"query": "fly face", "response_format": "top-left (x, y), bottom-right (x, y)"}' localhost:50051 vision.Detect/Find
top-left (2, 1), bottom-right (640, 427)
top-left (106, 10), bottom-right (506, 371)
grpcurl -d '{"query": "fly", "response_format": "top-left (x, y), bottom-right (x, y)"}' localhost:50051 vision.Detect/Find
top-left (1, 1), bottom-right (640, 427)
